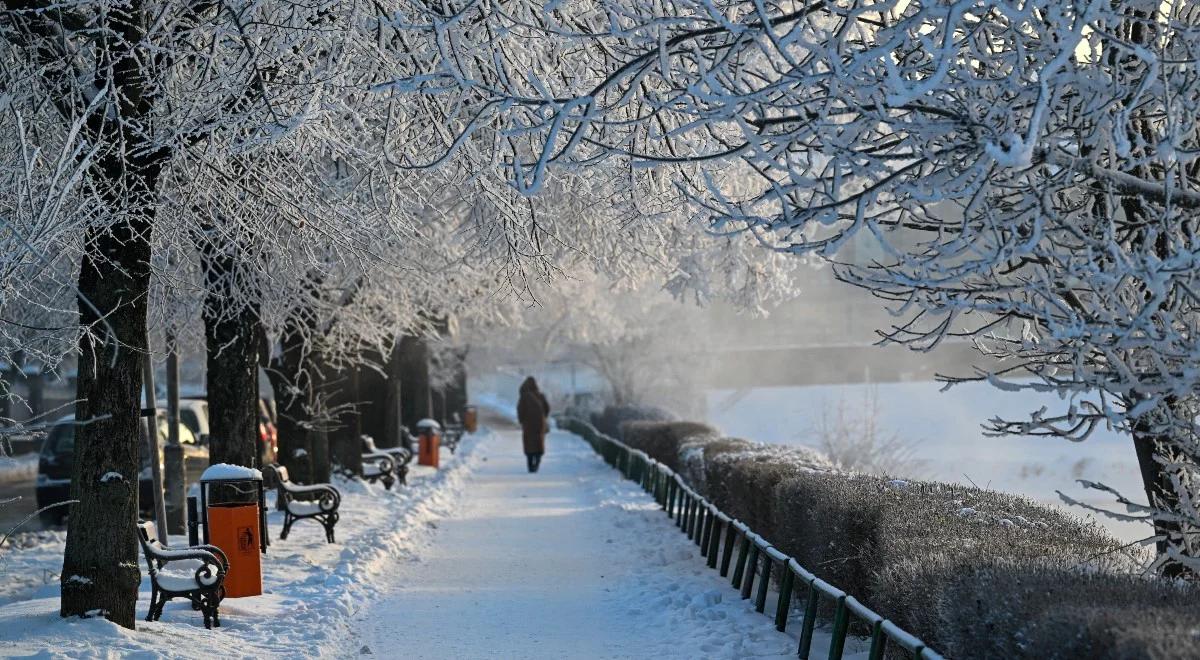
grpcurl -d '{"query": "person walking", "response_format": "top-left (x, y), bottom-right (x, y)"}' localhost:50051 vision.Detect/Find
top-left (516, 377), bottom-right (550, 473)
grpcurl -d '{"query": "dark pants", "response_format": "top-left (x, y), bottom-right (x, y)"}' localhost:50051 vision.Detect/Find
top-left (526, 453), bottom-right (543, 473)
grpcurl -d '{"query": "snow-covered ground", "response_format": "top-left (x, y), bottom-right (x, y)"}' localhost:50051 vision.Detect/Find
top-left (0, 422), bottom-right (859, 658)
top-left (344, 429), bottom-right (851, 659)
top-left (0, 430), bottom-right (487, 657)
top-left (707, 381), bottom-right (1146, 542)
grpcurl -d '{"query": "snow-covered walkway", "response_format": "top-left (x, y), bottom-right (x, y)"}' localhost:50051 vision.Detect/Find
top-left (343, 429), bottom-right (797, 659)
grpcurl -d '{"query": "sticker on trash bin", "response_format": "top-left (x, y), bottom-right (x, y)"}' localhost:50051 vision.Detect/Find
top-left (238, 526), bottom-right (255, 554)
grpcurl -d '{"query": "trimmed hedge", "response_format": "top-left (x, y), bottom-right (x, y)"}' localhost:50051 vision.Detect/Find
top-left (613, 420), bottom-right (1199, 660)
top-left (590, 404), bottom-right (678, 439)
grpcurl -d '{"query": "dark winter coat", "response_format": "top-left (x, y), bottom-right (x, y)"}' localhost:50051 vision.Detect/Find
top-left (516, 379), bottom-right (550, 455)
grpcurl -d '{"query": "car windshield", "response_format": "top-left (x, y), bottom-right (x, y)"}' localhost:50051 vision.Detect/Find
top-left (42, 422), bottom-right (74, 457)
top-left (180, 409), bottom-right (201, 435)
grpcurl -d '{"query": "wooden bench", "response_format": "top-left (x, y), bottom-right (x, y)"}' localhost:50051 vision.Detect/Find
top-left (263, 464), bottom-right (341, 543)
top-left (441, 414), bottom-right (466, 455)
top-left (360, 448), bottom-right (398, 490)
top-left (137, 521), bottom-right (227, 629)
top-left (362, 434), bottom-right (413, 485)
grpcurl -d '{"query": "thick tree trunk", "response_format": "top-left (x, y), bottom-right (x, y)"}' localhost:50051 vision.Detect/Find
top-left (356, 349), bottom-right (390, 446)
top-left (383, 340), bottom-right (404, 449)
top-left (199, 246), bottom-right (259, 470)
top-left (266, 338), bottom-right (312, 483)
top-left (272, 399), bottom-right (310, 480)
top-left (443, 348), bottom-right (469, 422)
top-left (203, 307), bottom-right (260, 469)
top-left (267, 300), bottom-right (321, 482)
top-left (431, 385), bottom-right (445, 426)
top-left (322, 366), bottom-right (363, 476)
top-left (1130, 396), bottom-right (1194, 577)
top-left (310, 426), bottom-right (331, 484)
top-left (60, 209), bottom-right (154, 629)
top-left (398, 335), bottom-right (432, 430)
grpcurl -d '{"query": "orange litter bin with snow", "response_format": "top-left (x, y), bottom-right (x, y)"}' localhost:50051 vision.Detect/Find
top-left (463, 406), bottom-right (478, 433)
top-left (418, 431), bottom-right (440, 468)
top-left (416, 418), bottom-right (441, 468)
top-left (207, 502), bottom-right (263, 598)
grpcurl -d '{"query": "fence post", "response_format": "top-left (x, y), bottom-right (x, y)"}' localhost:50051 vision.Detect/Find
top-left (755, 554), bottom-right (772, 613)
top-left (774, 568), bottom-right (795, 631)
top-left (720, 523), bottom-right (737, 577)
top-left (828, 595), bottom-right (850, 660)
top-left (867, 620), bottom-right (887, 660)
top-left (732, 533), bottom-right (751, 589)
top-left (740, 544), bottom-right (759, 600)
top-left (798, 585), bottom-right (819, 660)
top-left (707, 518), bottom-right (722, 569)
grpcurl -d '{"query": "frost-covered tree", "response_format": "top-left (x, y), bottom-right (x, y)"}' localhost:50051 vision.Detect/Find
top-left (384, 0), bottom-right (1200, 571)
top-left (0, 0), bottom-right (371, 625)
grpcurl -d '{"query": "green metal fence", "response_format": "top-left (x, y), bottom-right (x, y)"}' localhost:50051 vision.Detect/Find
top-left (560, 416), bottom-right (944, 660)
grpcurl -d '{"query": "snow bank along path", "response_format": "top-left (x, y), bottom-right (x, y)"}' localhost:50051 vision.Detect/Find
top-left (343, 428), bottom-right (803, 659)
top-left (0, 429), bottom-right (489, 658)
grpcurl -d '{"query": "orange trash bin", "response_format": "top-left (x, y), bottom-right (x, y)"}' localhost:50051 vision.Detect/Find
top-left (463, 406), bottom-right (478, 433)
top-left (207, 502), bottom-right (263, 598)
top-left (416, 418), bottom-right (441, 468)
top-left (418, 431), bottom-right (440, 467)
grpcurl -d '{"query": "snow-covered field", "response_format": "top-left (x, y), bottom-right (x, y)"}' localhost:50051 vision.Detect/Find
top-left (0, 430), bottom-right (487, 657)
top-left (707, 381), bottom-right (1147, 542)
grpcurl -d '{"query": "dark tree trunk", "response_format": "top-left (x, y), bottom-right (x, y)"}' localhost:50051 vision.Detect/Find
top-left (324, 367), bottom-right (363, 476)
top-left (266, 293), bottom-right (323, 482)
top-left (398, 335), bottom-right (432, 430)
top-left (443, 348), bottom-right (469, 422)
top-left (431, 387), bottom-right (446, 426)
top-left (356, 350), bottom-right (389, 445)
top-left (61, 192), bottom-right (157, 629)
top-left (310, 426), bottom-right (331, 484)
top-left (1130, 396), bottom-right (1193, 578)
top-left (383, 340), bottom-right (404, 449)
top-left (272, 399), bottom-right (310, 481)
top-left (199, 246), bottom-right (259, 470)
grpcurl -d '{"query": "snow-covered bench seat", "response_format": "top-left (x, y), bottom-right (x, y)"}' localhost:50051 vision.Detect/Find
top-left (441, 418), bottom-right (465, 455)
top-left (360, 446), bottom-right (398, 491)
top-left (263, 464), bottom-right (341, 543)
top-left (137, 521), bottom-right (227, 629)
top-left (361, 434), bottom-right (412, 485)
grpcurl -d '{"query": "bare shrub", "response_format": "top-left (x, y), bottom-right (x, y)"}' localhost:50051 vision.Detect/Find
top-left (809, 389), bottom-right (923, 478)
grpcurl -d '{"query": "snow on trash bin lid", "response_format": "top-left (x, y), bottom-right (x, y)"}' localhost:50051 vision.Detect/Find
top-left (200, 463), bottom-right (263, 481)
top-left (415, 418), bottom-right (441, 431)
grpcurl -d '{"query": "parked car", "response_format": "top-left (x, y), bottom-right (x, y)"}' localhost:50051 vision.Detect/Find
top-left (161, 398), bottom-right (210, 446)
top-left (36, 413), bottom-right (203, 526)
top-left (177, 394), bottom-right (277, 465)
